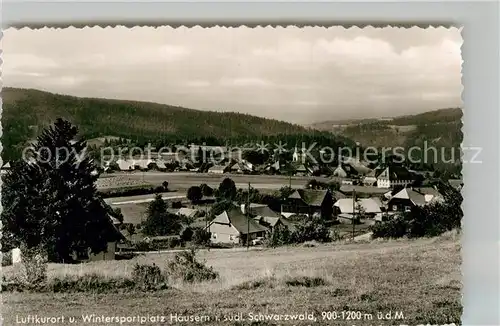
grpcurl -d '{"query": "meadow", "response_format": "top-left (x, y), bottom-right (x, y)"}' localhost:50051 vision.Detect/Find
top-left (2, 233), bottom-right (461, 326)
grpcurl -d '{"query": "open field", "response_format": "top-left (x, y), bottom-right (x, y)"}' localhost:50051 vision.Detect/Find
top-left (2, 234), bottom-right (461, 325)
top-left (97, 172), bottom-right (325, 191)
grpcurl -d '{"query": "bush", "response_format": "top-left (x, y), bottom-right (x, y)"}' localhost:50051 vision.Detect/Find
top-left (285, 276), bottom-right (327, 287)
top-left (291, 218), bottom-right (331, 243)
top-left (51, 274), bottom-right (135, 293)
top-left (167, 249), bottom-right (218, 283)
top-left (192, 228), bottom-right (211, 246)
top-left (166, 237), bottom-right (182, 248)
top-left (171, 201), bottom-right (183, 209)
top-left (14, 246), bottom-right (48, 286)
top-left (371, 216), bottom-right (409, 239)
top-left (98, 184), bottom-right (171, 198)
top-left (181, 227), bottom-right (194, 242)
top-left (371, 186), bottom-right (462, 239)
top-left (134, 241), bottom-right (153, 252)
top-left (200, 183), bottom-right (214, 197)
top-left (187, 186), bottom-right (203, 203)
top-left (2, 251), bottom-right (12, 267)
top-left (265, 224), bottom-right (293, 247)
top-left (132, 263), bottom-right (168, 291)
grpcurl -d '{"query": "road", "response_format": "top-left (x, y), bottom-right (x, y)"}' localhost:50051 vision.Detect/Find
top-left (99, 171), bottom-right (326, 191)
top-left (104, 192), bottom-right (186, 205)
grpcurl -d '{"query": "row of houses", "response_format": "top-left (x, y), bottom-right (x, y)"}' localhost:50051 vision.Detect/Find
top-left (4, 182), bottom-right (451, 265)
top-left (203, 184), bottom-right (446, 245)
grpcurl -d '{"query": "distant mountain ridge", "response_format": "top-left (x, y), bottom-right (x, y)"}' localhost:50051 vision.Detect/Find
top-left (310, 108), bottom-right (463, 149)
top-left (0, 87), bottom-right (345, 161)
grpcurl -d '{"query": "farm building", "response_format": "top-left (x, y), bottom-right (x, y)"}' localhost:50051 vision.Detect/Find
top-left (241, 203), bottom-right (280, 218)
top-left (253, 215), bottom-right (297, 233)
top-left (6, 214), bottom-right (125, 265)
top-left (206, 209), bottom-right (268, 245)
top-left (334, 198), bottom-right (383, 218)
top-left (293, 164), bottom-right (308, 176)
top-left (116, 159), bottom-right (135, 171)
top-left (375, 165), bottom-right (415, 189)
top-left (264, 160), bottom-right (284, 174)
top-left (71, 215), bottom-right (125, 262)
top-left (208, 164), bottom-right (229, 174)
top-left (281, 189), bottom-right (333, 218)
top-left (448, 179), bottom-right (463, 191)
top-left (1, 161), bottom-right (11, 175)
top-left (387, 187), bottom-right (444, 212)
top-left (176, 207), bottom-right (198, 219)
top-left (230, 162), bottom-right (252, 174)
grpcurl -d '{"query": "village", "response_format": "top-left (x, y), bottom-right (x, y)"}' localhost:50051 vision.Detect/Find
top-left (2, 140), bottom-right (463, 265)
top-left (0, 25), bottom-right (466, 326)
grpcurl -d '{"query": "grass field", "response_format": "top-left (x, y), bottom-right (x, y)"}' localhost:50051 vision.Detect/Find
top-left (2, 233), bottom-right (461, 326)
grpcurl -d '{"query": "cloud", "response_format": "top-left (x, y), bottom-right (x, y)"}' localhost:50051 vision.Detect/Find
top-left (1, 26), bottom-right (462, 123)
top-left (220, 77), bottom-right (274, 88)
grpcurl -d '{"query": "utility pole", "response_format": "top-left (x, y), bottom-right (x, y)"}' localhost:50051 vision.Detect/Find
top-left (247, 182), bottom-right (250, 250)
top-left (352, 189), bottom-right (356, 240)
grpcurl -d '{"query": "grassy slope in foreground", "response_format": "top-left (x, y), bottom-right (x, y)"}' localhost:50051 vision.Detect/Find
top-left (3, 233), bottom-right (461, 326)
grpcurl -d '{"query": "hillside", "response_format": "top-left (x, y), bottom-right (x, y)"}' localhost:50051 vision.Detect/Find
top-left (2, 235), bottom-right (461, 326)
top-left (1, 88), bottom-right (325, 161)
top-left (311, 108), bottom-right (463, 150)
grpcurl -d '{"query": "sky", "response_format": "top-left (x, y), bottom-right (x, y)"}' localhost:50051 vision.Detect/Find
top-left (2, 26), bottom-right (463, 124)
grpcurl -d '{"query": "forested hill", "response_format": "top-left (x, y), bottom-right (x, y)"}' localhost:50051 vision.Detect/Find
top-left (310, 108), bottom-right (463, 150)
top-left (1, 88), bottom-right (351, 161)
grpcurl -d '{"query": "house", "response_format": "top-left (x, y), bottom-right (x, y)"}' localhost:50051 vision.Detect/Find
top-left (387, 187), bottom-right (444, 212)
top-left (230, 162), bottom-right (252, 174)
top-left (133, 159), bottom-right (155, 171)
top-left (363, 167), bottom-right (382, 186)
top-left (71, 214), bottom-right (125, 262)
top-left (176, 207), bottom-right (198, 219)
top-left (241, 203), bottom-right (280, 218)
top-left (1, 161), bottom-right (11, 175)
top-left (206, 209), bottom-right (268, 244)
top-left (155, 160), bottom-right (167, 171)
top-left (254, 215), bottom-right (297, 233)
top-left (208, 164), bottom-right (229, 174)
top-left (332, 165), bottom-right (348, 178)
top-left (265, 160), bottom-right (282, 174)
top-left (292, 147), bottom-right (306, 162)
top-left (333, 198), bottom-right (382, 218)
top-left (116, 159), bottom-right (135, 171)
top-left (339, 185), bottom-right (389, 196)
top-left (448, 179), bottom-right (463, 191)
top-left (341, 178), bottom-right (355, 186)
top-left (375, 165), bottom-right (415, 189)
top-left (294, 164), bottom-right (308, 176)
top-left (175, 159), bottom-right (191, 171)
top-left (281, 189), bottom-right (333, 218)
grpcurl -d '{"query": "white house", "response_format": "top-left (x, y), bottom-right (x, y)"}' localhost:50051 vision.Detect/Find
top-left (206, 209), bottom-right (268, 245)
top-left (376, 166), bottom-right (414, 189)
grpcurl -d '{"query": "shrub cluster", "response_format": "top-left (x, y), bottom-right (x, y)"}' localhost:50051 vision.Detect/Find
top-left (3, 251), bottom-right (219, 293)
top-left (51, 274), bottom-right (135, 293)
top-left (266, 217), bottom-right (331, 247)
top-left (371, 185), bottom-right (463, 239)
top-left (134, 238), bottom-right (183, 251)
top-left (192, 228), bottom-right (211, 247)
top-left (131, 263), bottom-right (168, 291)
top-left (167, 249), bottom-right (218, 283)
top-left (98, 184), bottom-right (169, 198)
top-left (2, 251), bottom-right (13, 267)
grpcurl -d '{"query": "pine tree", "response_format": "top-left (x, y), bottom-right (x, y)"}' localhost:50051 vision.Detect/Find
top-left (1, 118), bottom-right (121, 262)
top-left (142, 194), bottom-right (181, 236)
